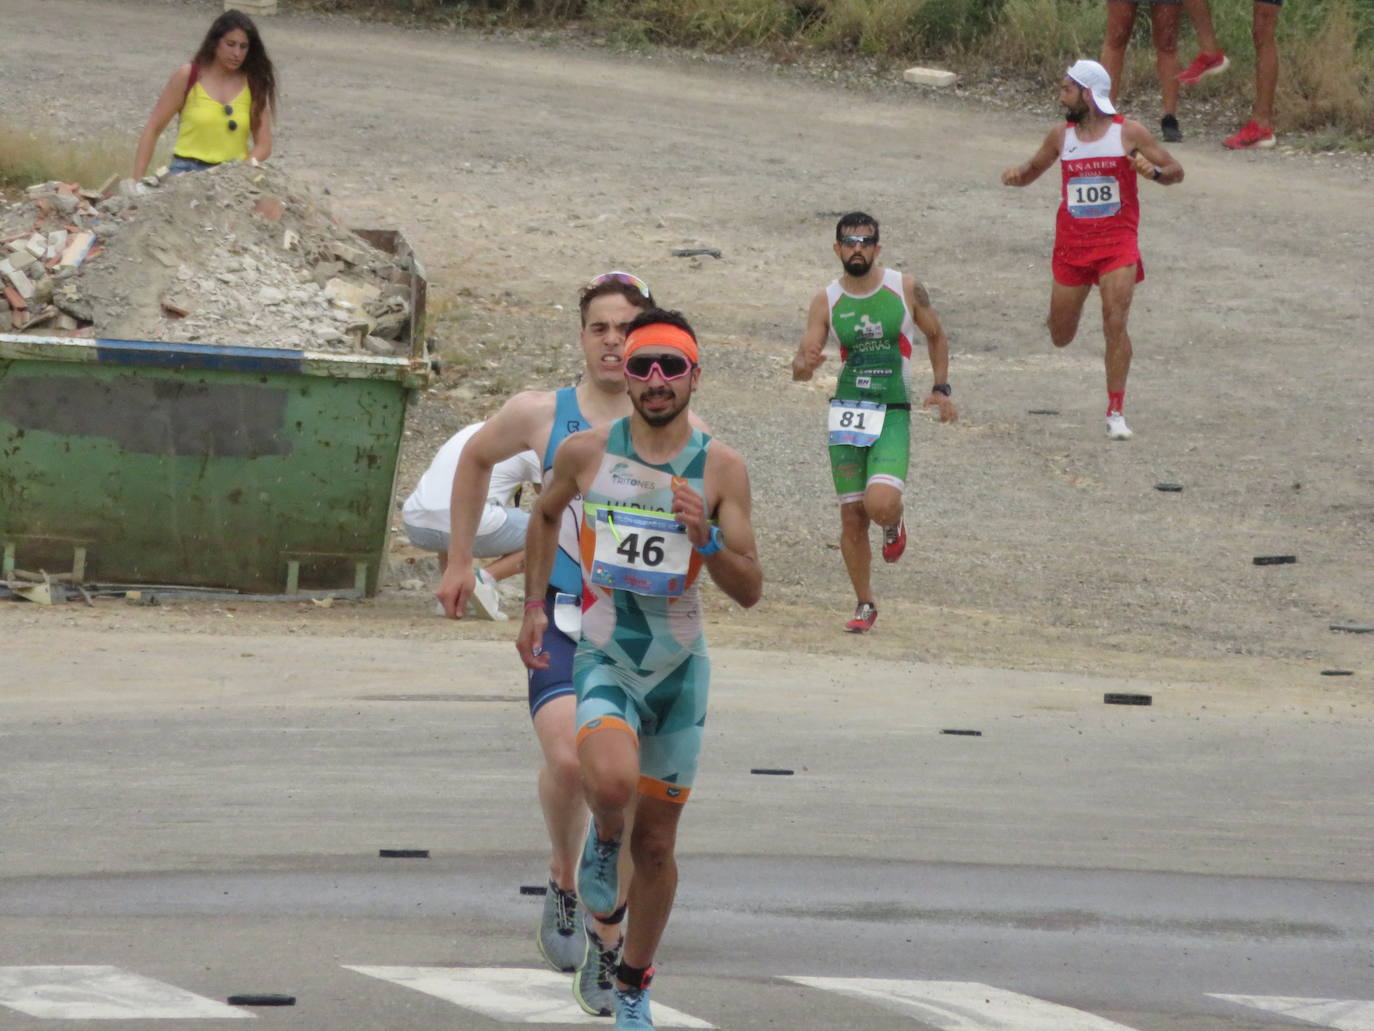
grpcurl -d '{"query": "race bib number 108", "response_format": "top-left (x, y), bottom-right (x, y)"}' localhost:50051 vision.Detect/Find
top-left (1067, 175), bottom-right (1121, 219)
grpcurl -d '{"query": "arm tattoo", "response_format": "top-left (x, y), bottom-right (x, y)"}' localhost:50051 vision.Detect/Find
top-left (912, 281), bottom-right (932, 309)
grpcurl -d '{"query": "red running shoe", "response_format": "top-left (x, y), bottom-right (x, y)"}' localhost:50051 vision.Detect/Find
top-left (881, 519), bottom-right (907, 563)
top-left (845, 602), bottom-right (877, 634)
top-left (1177, 51), bottom-right (1229, 85)
top-left (1224, 120), bottom-right (1276, 150)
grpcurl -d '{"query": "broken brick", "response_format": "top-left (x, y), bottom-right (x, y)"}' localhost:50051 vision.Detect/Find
top-left (58, 231), bottom-right (95, 268)
top-left (4, 267), bottom-right (35, 301)
top-left (254, 196), bottom-right (285, 221)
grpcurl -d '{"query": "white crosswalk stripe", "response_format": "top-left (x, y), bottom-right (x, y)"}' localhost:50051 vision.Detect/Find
top-left (783, 977), bottom-right (1143, 1030)
top-left (1210, 993), bottom-right (1374, 1030)
top-left (344, 965), bottom-right (715, 1027)
top-left (0, 965), bottom-right (253, 1019)
top-left (4, 962), bottom-right (1365, 1027)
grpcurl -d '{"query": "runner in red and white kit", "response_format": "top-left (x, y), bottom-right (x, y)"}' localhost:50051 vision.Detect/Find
top-left (1002, 59), bottom-right (1183, 440)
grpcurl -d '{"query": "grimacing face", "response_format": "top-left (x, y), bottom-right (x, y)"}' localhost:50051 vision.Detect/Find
top-left (580, 293), bottom-right (644, 389)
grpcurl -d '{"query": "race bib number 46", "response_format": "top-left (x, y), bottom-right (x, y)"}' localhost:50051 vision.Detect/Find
top-left (1067, 175), bottom-right (1121, 219)
top-left (828, 399), bottom-right (886, 447)
top-left (589, 505), bottom-right (693, 597)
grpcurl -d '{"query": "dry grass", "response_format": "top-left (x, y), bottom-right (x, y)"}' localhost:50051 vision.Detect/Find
top-left (808, 0), bottom-right (927, 55)
top-left (293, 0), bottom-right (1374, 144)
top-left (1281, 0), bottom-right (1374, 133)
top-left (588, 0), bottom-right (796, 48)
top-left (0, 124), bottom-right (153, 193)
top-left (984, 0), bottom-right (1098, 72)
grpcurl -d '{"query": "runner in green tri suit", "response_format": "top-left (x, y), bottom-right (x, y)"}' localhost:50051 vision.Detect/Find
top-left (792, 212), bottom-right (958, 634)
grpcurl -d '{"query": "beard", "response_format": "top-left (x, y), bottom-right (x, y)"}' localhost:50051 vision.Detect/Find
top-left (843, 253), bottom-right (872, 277)
top-left (1064, 101), bottom-right (1088, 124)
top-left (632, 388), bottom-right (689, 427)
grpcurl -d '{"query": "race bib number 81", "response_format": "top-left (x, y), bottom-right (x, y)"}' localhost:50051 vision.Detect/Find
top-left (1067, 175), bottom-right (1121, 219)
top-left (589, 505), bottom-right (693, 597)
top-left (828, 399), bottom-right (886, 447)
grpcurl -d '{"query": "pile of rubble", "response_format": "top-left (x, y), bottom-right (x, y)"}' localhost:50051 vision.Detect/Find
top-left (0, 163), bottom-right (416, 355)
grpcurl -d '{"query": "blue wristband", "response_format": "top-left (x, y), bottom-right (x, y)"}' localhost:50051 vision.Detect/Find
top-left (695, 525), bottom-right (724, 557)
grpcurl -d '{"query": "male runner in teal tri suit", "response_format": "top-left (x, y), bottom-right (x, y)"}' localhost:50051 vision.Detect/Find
top-left (518, 309), bottom-right (762, 1030)
top-left (792, 212), bottom-right (958, 634)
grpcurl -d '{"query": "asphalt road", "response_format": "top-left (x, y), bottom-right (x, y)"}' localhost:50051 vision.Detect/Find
top-left (2, 630), bottom-right (1371, 1029)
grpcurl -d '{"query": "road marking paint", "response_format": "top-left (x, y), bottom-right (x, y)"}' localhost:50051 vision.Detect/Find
top-left (0, 965), bottom-right (253, 1019)
top-left (782, 978), bottom-right (1142, 1030)
top-left (345, 965), bottom-right (714, 1027)
top-left (1210, 994), bottom-right (1374, 1030)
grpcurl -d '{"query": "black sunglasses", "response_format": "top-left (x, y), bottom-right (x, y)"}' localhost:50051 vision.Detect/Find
top-left (839, 233), bottom-right (878, 247)
top-left (224, 104), bottom-right (238, 133)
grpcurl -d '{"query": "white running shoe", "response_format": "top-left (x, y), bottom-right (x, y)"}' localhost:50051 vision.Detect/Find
top-left (1106, 412), bottom-right (1134, 441)
top-left (467, 568), bottom-right (508, 620)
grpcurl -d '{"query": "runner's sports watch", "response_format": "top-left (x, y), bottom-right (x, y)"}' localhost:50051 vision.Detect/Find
top-left (695, 525), bottom-right (724, 557)
top-left (931, 383), bottom-right (952, 396)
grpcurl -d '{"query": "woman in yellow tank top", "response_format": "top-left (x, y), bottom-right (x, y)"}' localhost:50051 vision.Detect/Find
top-left (132, 11), bottom-right (278, 179)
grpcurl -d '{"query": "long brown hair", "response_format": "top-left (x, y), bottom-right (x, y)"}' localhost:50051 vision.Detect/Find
top-left (193, 10), bottom-right (277, 122)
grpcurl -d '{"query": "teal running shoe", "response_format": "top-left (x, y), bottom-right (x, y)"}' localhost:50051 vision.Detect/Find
top-left (615, 986), bottom-right (654, 1030)
top-left (576, 823), bottom-right (621, 918)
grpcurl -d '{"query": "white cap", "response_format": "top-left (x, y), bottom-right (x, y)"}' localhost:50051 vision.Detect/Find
top-left (1066, 59), bottom-right (1117, 116)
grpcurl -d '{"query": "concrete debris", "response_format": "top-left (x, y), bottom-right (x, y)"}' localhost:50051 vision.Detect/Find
top-left (903, 66), bottom-right (959, 87)
top-left (0, 164), bottom-right (414, 353)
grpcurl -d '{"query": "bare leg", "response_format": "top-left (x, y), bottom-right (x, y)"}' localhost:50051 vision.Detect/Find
top-left (1047, 281), bottom-right (1094, 349)
top-left (839, 501), bottom-right (873, 605)
top-left (482, 550), bottom-right (525, 582)
top-left (620, 797), bottom-right (684, 971)
top-left (863, 482), bottom-right (902, 532)
top-left (1151, 3), bottom-right (1181, 116)
top-left (575, 722), bottom-right (638, 940)
top-left (1251, 2), bottom-right (1280, 127)
top-left (533, 695), bottom-right (589, 889)
top-left (1180, 0), bottom-right (1222, 53)
top-left (1101, 0), bottom-right (1138, 104)
top-left (1098, 265), bottom-right (1138, 396)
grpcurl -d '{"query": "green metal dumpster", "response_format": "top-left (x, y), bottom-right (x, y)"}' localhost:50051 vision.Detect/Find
top-left (0, 231), bottom-right (428, 597)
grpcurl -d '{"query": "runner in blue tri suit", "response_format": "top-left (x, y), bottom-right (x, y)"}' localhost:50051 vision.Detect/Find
top-left (436, 273), bottom-right (654, 1005)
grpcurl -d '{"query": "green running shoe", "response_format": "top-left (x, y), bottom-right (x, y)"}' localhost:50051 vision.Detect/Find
top-left (573, 917), bottom-right (621, 1016)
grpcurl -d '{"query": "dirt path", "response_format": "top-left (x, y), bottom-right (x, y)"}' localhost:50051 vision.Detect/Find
top-left (3, 0), bottom-right (1372, 692)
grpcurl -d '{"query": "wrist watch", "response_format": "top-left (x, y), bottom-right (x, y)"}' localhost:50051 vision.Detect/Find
top-left (1151, 166), bottom-right (1162, 180)
top-left (695, 525), bottom-right (724, 557)
top-left (931, 383), bottom-right (952, 397)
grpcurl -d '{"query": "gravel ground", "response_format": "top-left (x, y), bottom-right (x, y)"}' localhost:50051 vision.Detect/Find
top-left (2, 0), bottom-right (1372, 695)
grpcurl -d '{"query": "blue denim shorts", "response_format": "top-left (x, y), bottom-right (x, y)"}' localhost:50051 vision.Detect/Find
top-left (168, 155), bottom-right (218, 176)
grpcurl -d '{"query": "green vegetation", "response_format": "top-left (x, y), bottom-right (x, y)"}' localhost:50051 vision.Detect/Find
top-left (313, 0), bottom-right (1373, 142)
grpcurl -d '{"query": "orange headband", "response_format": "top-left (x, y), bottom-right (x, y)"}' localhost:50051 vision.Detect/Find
top-left (623, 323), bottom-right (699, 365)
